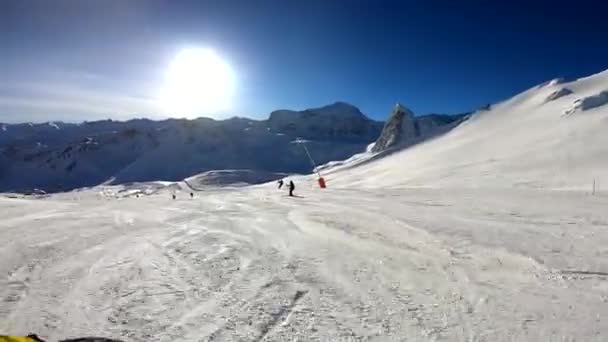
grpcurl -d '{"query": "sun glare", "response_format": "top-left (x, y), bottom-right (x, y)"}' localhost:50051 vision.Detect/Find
top-left (161, 48), bottom-right (235, 118)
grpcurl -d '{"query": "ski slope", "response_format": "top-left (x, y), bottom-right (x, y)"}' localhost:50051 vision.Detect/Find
top-left (1, 183), bottom-right (607, 341)
top-left (322, 70), bottom-right (608, 191)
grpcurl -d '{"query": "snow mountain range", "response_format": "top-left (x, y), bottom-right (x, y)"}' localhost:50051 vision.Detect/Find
top-left (0, 102), bottom-right (463, 192)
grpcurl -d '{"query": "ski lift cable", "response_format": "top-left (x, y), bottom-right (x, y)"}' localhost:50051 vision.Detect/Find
top-left (296, 139), bottom-right (322, 178)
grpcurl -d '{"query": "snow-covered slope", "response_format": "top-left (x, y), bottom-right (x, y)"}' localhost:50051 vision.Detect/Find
top-left (184, 169), bottom-right (288, 189)
top-left (2, 181), bottom-right (607, 341)
top-left (324, 69), bottom-right (608, 191)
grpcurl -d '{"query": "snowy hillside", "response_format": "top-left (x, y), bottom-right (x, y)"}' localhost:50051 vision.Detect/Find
top-left (0, 103), bottom-right (460, 193)
top-left (184, 170), bottom-right (288, 189)
top-left (323, 69), bottom-right (608, 191)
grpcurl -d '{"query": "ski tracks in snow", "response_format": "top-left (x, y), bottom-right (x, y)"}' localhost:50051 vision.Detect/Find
top-left (1, 188), bottom-right (607, 341)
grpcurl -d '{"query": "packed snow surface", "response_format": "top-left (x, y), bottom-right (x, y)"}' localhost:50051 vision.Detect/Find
top-left (1, 184), bottom-right (607, 341)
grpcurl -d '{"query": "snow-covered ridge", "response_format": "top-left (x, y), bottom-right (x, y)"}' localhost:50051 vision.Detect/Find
top-left (321, 68), bottom-right (608, 190)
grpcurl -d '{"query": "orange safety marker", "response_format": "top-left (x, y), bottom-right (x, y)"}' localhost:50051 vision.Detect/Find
top-left (318, 177), bottom-right (326, 188)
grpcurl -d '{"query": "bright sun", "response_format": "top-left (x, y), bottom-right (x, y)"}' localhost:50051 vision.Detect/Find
top-left (161, 48), bottom-right (235, 118)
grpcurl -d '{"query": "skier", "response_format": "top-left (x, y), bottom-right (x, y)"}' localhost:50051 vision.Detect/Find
top-left (172, 194), bottom-right (176, 200)
top-left (288, 180), bottom-right (295, 197)
top-left (190, 192), bottom-right (194, 198)
top-left (277, 179), bottom-right (284, 189)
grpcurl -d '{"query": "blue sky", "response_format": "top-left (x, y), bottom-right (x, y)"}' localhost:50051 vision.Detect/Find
top-left (1, 0), bottom-right (607, 123)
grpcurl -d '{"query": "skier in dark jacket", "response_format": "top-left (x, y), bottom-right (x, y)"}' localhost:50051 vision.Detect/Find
top-left (277, 179), bottom-right (284, 189)
top-left (288, 180), bottom-right (295, 197)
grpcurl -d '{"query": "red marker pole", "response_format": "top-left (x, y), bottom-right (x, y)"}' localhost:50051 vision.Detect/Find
top-left (299, 141), bottom-right (326, 189)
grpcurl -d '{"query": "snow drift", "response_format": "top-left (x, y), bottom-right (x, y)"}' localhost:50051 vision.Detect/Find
top-left (564, 90), bottom-right (608, 116)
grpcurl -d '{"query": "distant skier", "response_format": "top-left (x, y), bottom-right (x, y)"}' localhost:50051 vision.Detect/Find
top-left (172, 194), bottom-right (176, 200)
top-left (277, 179), bottom-right (284, 189)
top-left (288, 180), bottom-right (295, 197)
top-left (190, 192), bottom-right (194, 198)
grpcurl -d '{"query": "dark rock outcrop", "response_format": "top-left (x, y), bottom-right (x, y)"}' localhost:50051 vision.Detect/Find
top-left (371, 105), bottom-right (469, 153)
top-left (546, 88), bottom-right (573, 102)
top-left (371, 104), bottom-right (416, 153)
top-left (564, 90), bottom-right (608, 116)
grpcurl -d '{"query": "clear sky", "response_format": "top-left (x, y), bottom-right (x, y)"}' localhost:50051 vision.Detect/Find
top-left (1, 0), bottom-right (607, 123)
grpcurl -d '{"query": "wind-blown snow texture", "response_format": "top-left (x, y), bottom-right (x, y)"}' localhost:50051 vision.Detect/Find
top-left (2, 69), bottom-right (608, 341)
top-left (1, 185), bottom-right (607, 341)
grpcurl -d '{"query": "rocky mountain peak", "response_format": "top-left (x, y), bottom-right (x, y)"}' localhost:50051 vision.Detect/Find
top-left (371, 103), bottom-right (416, 153)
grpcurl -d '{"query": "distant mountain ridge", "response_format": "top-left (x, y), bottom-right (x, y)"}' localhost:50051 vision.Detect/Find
top-left (0, 102), bottom-right (463, 192)
top-left (268, 102), bottom-right (381, 142)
